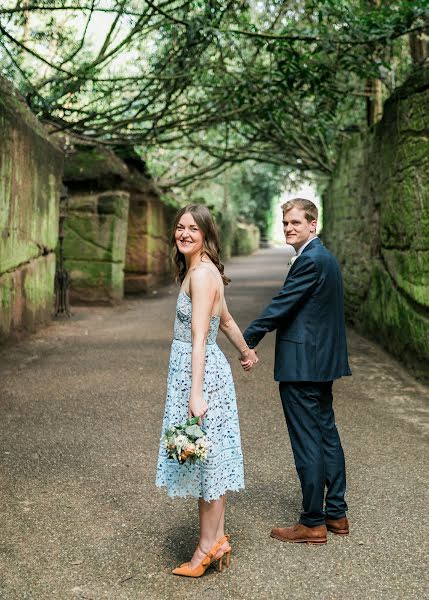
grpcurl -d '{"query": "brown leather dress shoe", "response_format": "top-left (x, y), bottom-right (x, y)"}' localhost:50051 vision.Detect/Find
top-left (326, 516), bottom-right (349, 535)
top-left (270, 523), bottom-right (327, 544)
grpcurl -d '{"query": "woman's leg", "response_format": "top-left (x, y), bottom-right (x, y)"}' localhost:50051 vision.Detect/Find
top-left (214, 495), bottom-right (226, 540)
top-left (188, 495), bottom-right (227, 568)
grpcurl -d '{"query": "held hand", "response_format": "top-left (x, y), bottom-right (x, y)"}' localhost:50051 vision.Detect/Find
top-left (240, 357), bottom-right (253, 371)
top-left (188, 395), bottom-right (208, 425)
top-left (240, 348), bottom-right (258, 371)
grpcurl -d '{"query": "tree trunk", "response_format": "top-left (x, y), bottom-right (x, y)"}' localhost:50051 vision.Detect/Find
top-left (409, 30), bottom-right (428, 64)
top-left (366, 0), bottom-right (383, 126)
top-left (366, 78), bottom-right (383, 127)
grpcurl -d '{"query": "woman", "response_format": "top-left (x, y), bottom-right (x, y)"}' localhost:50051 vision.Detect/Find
top-left (156, 204), bottom-right (257, 577)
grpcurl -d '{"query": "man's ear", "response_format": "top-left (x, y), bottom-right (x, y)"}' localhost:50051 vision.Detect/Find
top-left (310, 219), bottom-right (317, 233)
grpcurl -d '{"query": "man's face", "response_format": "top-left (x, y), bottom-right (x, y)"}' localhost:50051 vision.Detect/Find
top-left (283, 207), bottom-right (317, 251)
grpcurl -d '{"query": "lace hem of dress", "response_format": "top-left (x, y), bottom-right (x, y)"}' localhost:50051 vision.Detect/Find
top-left (155, 481), bottom-right (245, 502)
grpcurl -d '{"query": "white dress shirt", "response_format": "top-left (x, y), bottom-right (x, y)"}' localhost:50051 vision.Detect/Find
top-left (290, 236), bottom-right (318, 264)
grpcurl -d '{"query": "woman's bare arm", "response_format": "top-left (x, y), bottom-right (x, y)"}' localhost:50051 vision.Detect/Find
top-left (188, 268), bottom-right (216, 421)
top-left (219, 299), bottom-right (258, 370)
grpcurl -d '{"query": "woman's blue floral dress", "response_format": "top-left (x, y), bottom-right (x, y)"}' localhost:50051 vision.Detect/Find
top-left (156, 291), bottom-right (245, 501)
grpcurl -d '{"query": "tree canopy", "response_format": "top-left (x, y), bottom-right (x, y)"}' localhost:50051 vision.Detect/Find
top-left (1, 0), bottom-right (428, 187)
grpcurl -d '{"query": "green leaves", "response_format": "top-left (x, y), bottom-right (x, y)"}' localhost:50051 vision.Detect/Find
top-left (178, 416), bottom-right (205, 440)
top-left (184, 424), bottom-right (205, 439)
top-left (0, 0), bottom-right (426, 183)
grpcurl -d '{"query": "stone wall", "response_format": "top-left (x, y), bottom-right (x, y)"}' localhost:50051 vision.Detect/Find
top-left (62, 145), bottom-right (130, 303)
top-left (216, 211), bottom-right (261, 260)
top-left (324, 66), bottom-right (429, 380)
top-left (0, 77), bottom-right (63, 340)
top-left (62, 190), bottom-right (130, 303)
top-left (233, 223), bottom-right (260, 256)
top-left (62, 141), bottom-right (263, 301)
top-left (119, 151), bottom-right (175, 294)
top-left (216, 210), bottom-right (236, 260)
top-left (62, 144), bottom-right (174, 302)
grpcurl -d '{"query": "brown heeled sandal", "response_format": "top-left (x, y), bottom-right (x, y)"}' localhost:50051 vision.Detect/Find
top-left (172, 535), bottom-right (231, 577)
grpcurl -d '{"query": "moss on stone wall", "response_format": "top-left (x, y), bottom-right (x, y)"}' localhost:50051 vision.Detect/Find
top-left (217, 211), bottom-right (236, 260)
top-left (382, 249), bottom-right (429, 307)
top-left (23, 256), bottom-right (55, 309)
top-left (0, 255), bottom-right (55, 340)
top-left (64, 259), bottom-right (124, 303)
top-left (323, 133), bottom-right (376, 319)
top-left (0, 116), bottom-right (62, 274)
top-left (0, 76), bottom-right (63, 340)
top-left (0, 275), bottom-right (14, 319)
top-left (324, 66), bottom-right (429, 380)
top-left (63, 191), bottom-right (129, 303)
top-left (233, 223), bottom-right (260, 256)
top-left (63, 142), bottom-right (175, 298)
top-left (363, 260), bottom-right (429, 379)
top-left (63, 146), bottom-right (128, 186)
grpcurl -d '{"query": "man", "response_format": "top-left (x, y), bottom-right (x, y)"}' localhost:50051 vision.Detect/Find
top-left (243, 198), bottom-right (351, 544)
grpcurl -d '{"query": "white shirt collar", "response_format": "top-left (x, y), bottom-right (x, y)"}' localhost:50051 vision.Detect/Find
top-left (296, 236), bottom-right (318, 257)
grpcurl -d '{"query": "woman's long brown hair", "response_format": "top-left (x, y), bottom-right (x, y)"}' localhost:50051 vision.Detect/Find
top-left (170, 204), bottom-right (231, 286)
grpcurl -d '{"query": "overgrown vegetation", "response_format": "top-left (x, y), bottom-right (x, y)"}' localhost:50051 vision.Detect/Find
top-left (1, 1), bottom-right (427, 226)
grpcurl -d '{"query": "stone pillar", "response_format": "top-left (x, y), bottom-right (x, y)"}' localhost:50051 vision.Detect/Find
top-left (63, 191), bottom-right (130, 303)
top-left (0, 77), bottom-right (63, 340)
top-left (123, 177), bottom-right (174, 293)
top-left (62, 143), bottom-right (175, 301)
top-left (62, 145), bottom-right (130, 304)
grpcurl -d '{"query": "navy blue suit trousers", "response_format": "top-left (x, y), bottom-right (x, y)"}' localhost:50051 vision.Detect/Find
top-left (279, 381), bottom-right (347, 526)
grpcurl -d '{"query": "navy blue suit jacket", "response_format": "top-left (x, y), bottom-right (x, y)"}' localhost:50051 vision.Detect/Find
top-left (243, 238), bottom-right (352, 382)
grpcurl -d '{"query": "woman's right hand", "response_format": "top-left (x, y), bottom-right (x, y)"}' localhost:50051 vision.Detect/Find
top-left (188, 394), bottom-right (208, 425)
top-left (240, 348), bottom-right (258, 370)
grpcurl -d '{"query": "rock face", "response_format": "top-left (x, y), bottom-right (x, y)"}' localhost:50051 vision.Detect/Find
top-left (62, 144), bottom-right (130, 303)
top-left (62, 190), bottom-right (130, 303)
top-left (125, 191), bottom-right (171, 293)
top-left (0, 77), bottom-right (63, 340)
top-left (62, 144), bottom-right (173, 302)
top-left (119, 151), bottom-right (175, 294)
top-left (324, 66), bottom-right (429, 380)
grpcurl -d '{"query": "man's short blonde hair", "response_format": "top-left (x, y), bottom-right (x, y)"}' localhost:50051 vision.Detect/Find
top-left (281, 198), bottom-right (318, 223)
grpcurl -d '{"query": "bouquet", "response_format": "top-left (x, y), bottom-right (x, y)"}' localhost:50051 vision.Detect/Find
top-left (164, 416), bottom-right (211, 464)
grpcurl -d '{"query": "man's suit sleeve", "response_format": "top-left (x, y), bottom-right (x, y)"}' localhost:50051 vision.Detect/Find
top-left (243, 254), bottom-right (318, 348)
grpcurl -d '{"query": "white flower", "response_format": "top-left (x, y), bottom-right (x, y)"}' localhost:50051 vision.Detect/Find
top-left (196, 438), bottom-right (211, 449)
top-left (175, 434), bottom-right (187, 448)
top-left (194, 437), bottom-right (211, 460)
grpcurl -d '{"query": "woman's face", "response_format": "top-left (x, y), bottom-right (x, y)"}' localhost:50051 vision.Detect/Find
top-left (175, 212), bottom-right (204, 258)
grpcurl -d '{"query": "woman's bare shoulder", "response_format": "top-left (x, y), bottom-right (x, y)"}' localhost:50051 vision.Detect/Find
top-left (189, 263), bottom-right (223, 297)
top-left (189, 264), bottom-right (216, 288)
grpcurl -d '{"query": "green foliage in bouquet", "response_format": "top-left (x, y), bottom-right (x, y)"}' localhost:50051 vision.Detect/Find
top-left (164, 417), bottom-right (210, 465)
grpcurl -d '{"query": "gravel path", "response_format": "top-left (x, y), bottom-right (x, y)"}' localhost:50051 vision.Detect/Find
top-left (1, 247), bottom-right (428, 600)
